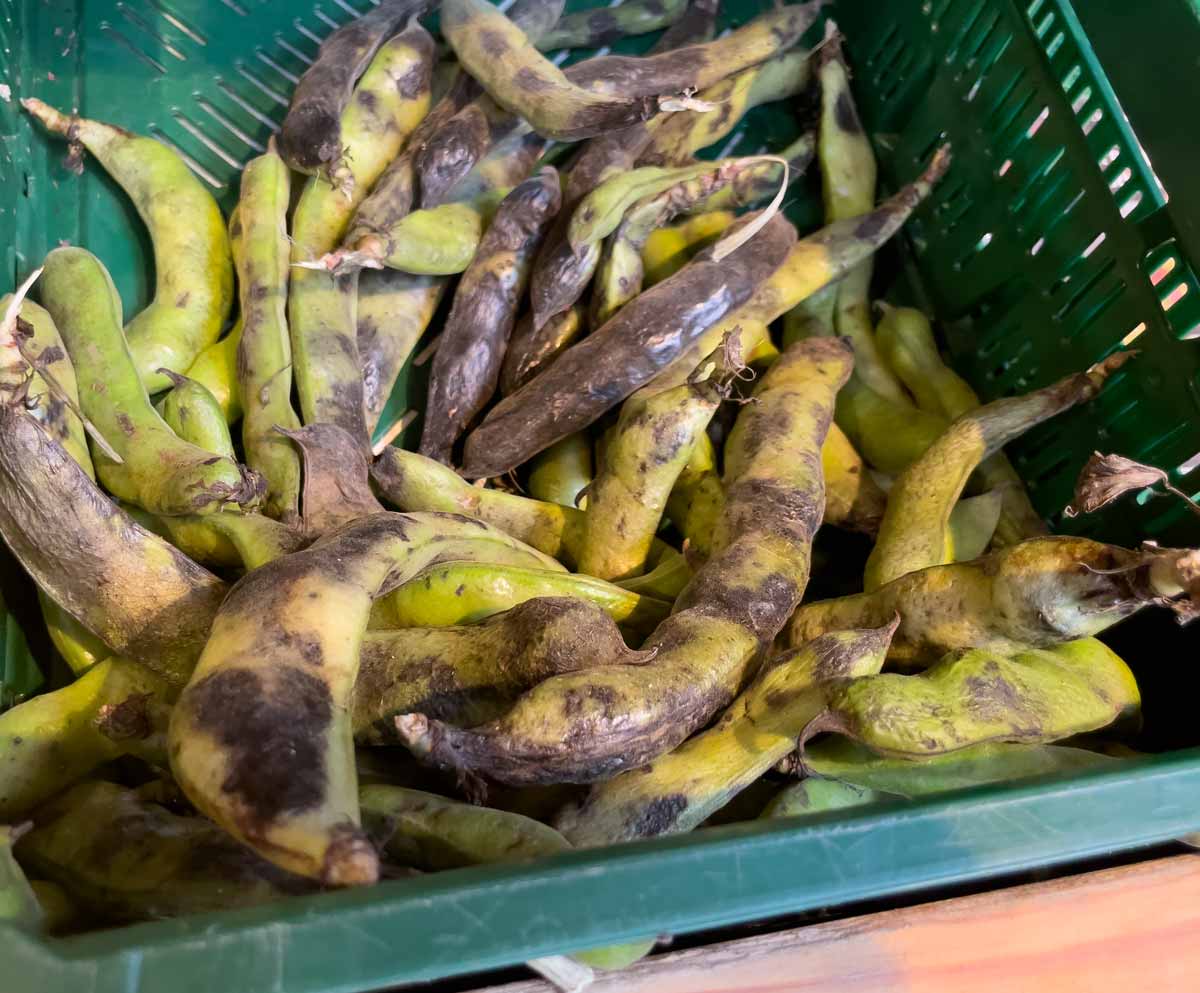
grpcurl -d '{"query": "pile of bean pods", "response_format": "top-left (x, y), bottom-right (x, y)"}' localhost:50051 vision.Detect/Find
top-left (1, 0), bottom-right (1197, 972)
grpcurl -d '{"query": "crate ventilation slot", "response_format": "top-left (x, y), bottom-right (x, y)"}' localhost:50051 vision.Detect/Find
top-left (99, 0), bottom-right (386, 189)
top-left (1142, 241), bottom-right (1200, 342)
top-left (1024, 0), bottom-right (1163, 224)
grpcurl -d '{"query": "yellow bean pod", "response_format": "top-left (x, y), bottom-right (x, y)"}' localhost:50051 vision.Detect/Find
top-left (810, 639), bottom-right (1140, 758)
top-left (790, 536), bottom-right (1200, 665)
top-left (556, 622), bottom-right (895, 847)
top-left (864, 353), bottom-right (1129, 591)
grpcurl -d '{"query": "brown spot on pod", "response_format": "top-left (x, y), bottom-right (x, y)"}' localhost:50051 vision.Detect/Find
top-left (187, 666), bottom-right (333, 829)
top-left (626, 793), bottom-right (688, 838)
top-left (834, 90), bottom-right (864, 135)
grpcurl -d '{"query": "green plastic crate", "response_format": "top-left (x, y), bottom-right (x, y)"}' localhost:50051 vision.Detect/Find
top-left (3, 0), bottom-right (1200, 989)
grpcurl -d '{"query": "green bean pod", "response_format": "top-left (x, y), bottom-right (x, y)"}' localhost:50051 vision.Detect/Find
top-left (353, 597), bottom-right (648, 742)
top-left (875, 303), bottom-right (1048, 544)
top-left (761, 778), bottom-right (890, 819)
top-left (128, 507), bottom-right (304, 570)
top-left (0, 657), bottom-right (173, 819)
top-left (157, 370), bottom-right (236, 460)
top-left (947, 490), bottom-right (1003, 561)
top-left (616, 547), bottom-right (691, 600)
top-left (789, 536), bottom-right (1200, 665)
top-left (233, 143), bottom-right (302, 520)
top-left (41, 248), bottom-right (264, 515)
top-left (528, 432), bottom-right (594, 508)
top-left (810, 639), bottom-right (1140, 758)
top-left (556, 623), bottom-right (895, 847)
top-left (18, 782), bottom-right (315, 921)
top-left (801, 737), bottom-right (1119, 798)
top-left (579, 343), bottom-right (732, 581)
top-left (1, 297), bottom-right (93, 479)
top-left (420, 168), bottom-right (561, 464)
top-left (820, 422), bottom-right (888, 536)
top-left (23, 100), bottom-right (233, 393)
top-left (290, 22), bottom-right (434, 448)
top-left (40, 592), bottom-right (108, 676)
top-left (499, 306), bottom-right (584, 394)
top-left (398, 338), bottom-right (851, 785)
top-left (665, 430), bottom-right (724, 558)
top-left (535, 0), bottom-right (686, 50)
top-left (362, 784), bottom-right (569, 869)
top-left (441, 0), bottom-right (656, 140)
top-left (359, 269), bottom-right (448, 433)
top-left (184, 320), bottom-right (241, 424)
top-left (373, 560), bottom-right (671, 635)
top-left (864, 352), bottom-right (1129, 591)
top-left (835, 374), bottom-right (948, 475)
top-left (372, 447), bottom-right (588, 566)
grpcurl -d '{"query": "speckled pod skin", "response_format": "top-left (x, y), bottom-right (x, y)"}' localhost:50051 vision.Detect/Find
top-left (397, 338), bottom-right (851, 786)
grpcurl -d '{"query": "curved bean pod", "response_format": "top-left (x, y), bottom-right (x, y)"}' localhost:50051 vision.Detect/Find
top-left (169, 511), bottom-right (572, 885)
top-left (875, 303), bottom-right (1047, 544)
top-left (556, 623), bottom-right (895, 846)
top-left (373, 560), bottom-right (669, 635)
top-left (811, 639), bottom-right (1140, 758)
top-left (41, 248), bottom-right (263, 515)
top-left (278, 0), bottom-right (432, 182)
top-left (579, 342), bottom-right (734, 580)
top-left (789, 536), bottom-right (1200, 664)
top-left (353, 597), bottom-right (648, 742)
top-left (398, 338), bottom-right (851, 785)
top-left (0, 402), bottom-right (228, 683)
top-left (22, 99), bottom-right (233, 393)
top-left (864, 352), bottom-right (1130, 591)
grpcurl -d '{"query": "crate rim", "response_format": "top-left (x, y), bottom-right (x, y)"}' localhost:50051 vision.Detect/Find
top-left (6, 746), bottom-right (1200, 991)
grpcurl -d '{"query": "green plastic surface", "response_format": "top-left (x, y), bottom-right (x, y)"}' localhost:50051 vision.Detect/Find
top-left (1, 0), bottom-right (1200, 989)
